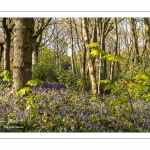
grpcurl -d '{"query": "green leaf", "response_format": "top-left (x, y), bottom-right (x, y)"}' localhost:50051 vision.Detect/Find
top-left (27, 95), bottom-right (34, 104)
top-left (101, 54), bottom-right (123, 62)
top-left (133, 74), bottom-right (149, 82)
top-left (88, 43), bottom-right (100, 49)
top-left (26, 79), bottom-right (42, 86)
top-left (91, 49), bottom-right (106, 56)
top-left (3, 76), bottom-right (13, 83)
top-left (136, 84), bottom-right (146, 90)
top-left (105, 84), bottom-right (117, 91)
top-left (35, 94), bottom-right (44, 100)
top-left (91, 49), bottom-right (100, 56)
top-left (26, 105), bottom-right (31, 111)
top-left (127, 81), bottom-right (136, 87)
top-left (0, 70), bottom-right (13, 84)
top-left (0, 70), bottom-right (10, 77)
top-left (145, 98), bottom-right (150, 102)
top-left (18, 87), bottom-right (32, 97)
top-left (112, 97), bottom-right (128, 106)
top-left (100, 79), bottom-right (110, 84)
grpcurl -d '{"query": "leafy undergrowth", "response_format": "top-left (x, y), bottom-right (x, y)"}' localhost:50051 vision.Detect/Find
top-left (0, 86), bottom-right (149, 132)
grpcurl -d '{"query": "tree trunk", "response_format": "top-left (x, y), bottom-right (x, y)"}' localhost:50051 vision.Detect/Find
top-left (32, 40), bottom-right (38, 65)
top-left (82, 18), bottom-right (97, 95)
top-left (3, 32), bottom-right (11, 71)
top-left (2, 18), bottom-right (12, 71)
top-left (13, 18), bottom-right (34, 89)
top-left (82, 43), bottom-right (87, 78)
top-left (81, 19), bottom-right (87, 79)
top-left (144, 18), bottom-right (150, 60)
top-left (70, 18), bottom-right (76, 75)
top-left (96, 18), bottom-right (107, 95)
top-left (0, 44), bottom-right (4, 63)
top-left (72, 18), bottom-right (83, 75)
top-left (110, 18), bottom-right (118, 84)
top-left (130, 18), bottom-right (140, 64)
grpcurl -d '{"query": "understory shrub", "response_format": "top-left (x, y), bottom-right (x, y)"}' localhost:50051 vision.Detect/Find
top-left (56, 69), bottom-right (91, 91)
top-left (32, 63), bottom-right (58, 82)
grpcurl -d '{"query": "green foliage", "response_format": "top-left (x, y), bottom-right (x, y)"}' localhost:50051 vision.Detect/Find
top-left (17, 87), bottom-right (32, 97)
top-left (26, 79), bottom-right (42, 86)
top-left (105, 83), bottom-right (117, 91)
top-left (16, 79), bottom-right (42, 97)
top-left (76, 79), bottom-right (84, 86)
top-left (0, 87), bottom-right (149, 132)
top-left (91, 49), bottom-right (106, 56)
top-left (32, 63), bottom-right (58, 82)
top-left (88, 42), bottom-right (100, 49)
top-left (56, 69), bottom-right (73, 88)
top-left (39, 48), bottom-right (54, 64)
top-left (56, 69), bottom-right (90, 90)
top-left (100, 79), bottom-right (110, 84)
top-left (89, 42), bottom-right (123, 64)
top-left (101, 54), bottom-right (123, 63)
top-left (26, 95), bottom-right (38, 114)
top-left (0, 70), bottom-right (13, 84)
top-left (112, 97), bottom-right (128, 106)
top-left (133, 74), bottom-right (149, 82)
top-left (76, 78), bottom-right (89, 91)
top-left (88, 42), bottom-right (106, 56)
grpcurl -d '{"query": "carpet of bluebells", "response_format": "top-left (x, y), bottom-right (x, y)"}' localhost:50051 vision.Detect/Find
top-left (0, 82), bottom-right (150, 132)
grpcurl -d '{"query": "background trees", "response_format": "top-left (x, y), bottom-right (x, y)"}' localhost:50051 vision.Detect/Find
top-left (0, 17), bottom-right (150, 133)
top-left (0, 17), bottom-right (150, 94)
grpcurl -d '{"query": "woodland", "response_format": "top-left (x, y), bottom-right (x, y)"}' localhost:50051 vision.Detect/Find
top-left (0, 17), bottom-right (149, 132)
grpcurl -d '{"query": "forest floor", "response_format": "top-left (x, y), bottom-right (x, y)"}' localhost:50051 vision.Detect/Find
top-left (0, 81), bottom-right (149, 132)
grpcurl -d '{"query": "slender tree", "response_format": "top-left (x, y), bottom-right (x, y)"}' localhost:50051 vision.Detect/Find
top-left (2, 18), bottom-right (14, 71)
top-left (144, 18), bottom-right (150, 57)
top-left (130, 18), bottom-right (140, 64)
top-left (110, 18), bottom-right (118, 84)
top-left (82, 18), bottom-right (97, 94)
top-left (69, 18), bottom-right (76, 75)
top-left (96, 18), bottom-right (113, 94)
top-left (32, 18), bottom-right (52, 65)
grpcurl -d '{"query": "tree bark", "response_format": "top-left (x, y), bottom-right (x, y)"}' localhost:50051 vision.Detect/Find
top-left (96, 18), bottom-right (106, 95)
top-left (82, 18), bottom-right (97, 95)
top-left (13, 18), bottom-right (34, 89)
top-left (32, 18), bottom-right (52, 65)
top-left (2, 18), bottom-right (12, 71)
top-left (130, 18), bottom-right (140, 64)
top-left (32, 40), bottom-right (38, 65)
top-left (69, 18), bottom-right (76, 75)
top-left (144, 18), bottom-right (150, 60)
top-left (110, 18), bottom-right (118, 84)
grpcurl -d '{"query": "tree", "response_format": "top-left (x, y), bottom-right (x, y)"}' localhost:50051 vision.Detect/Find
top-left (0, 32), bottom-right (4, 63)
top-left (82, 18), bottom-right (97, 95)
top-left (13, 18), bottom-right (34, 89)
top-left (2, 18), bottom-right (14, 71)
top-left (96, 18), bottom-right (113, 94)
top-left (32, 18), bottom-right (52, 65)
top-left (69, 18), bottom-right (76, 75)
top-left (130, 18), bottom-right (140, 64)
top-left (110, 18), bottom-right (118, 84)
top-left (144, 18), bottom-right (150, 57)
